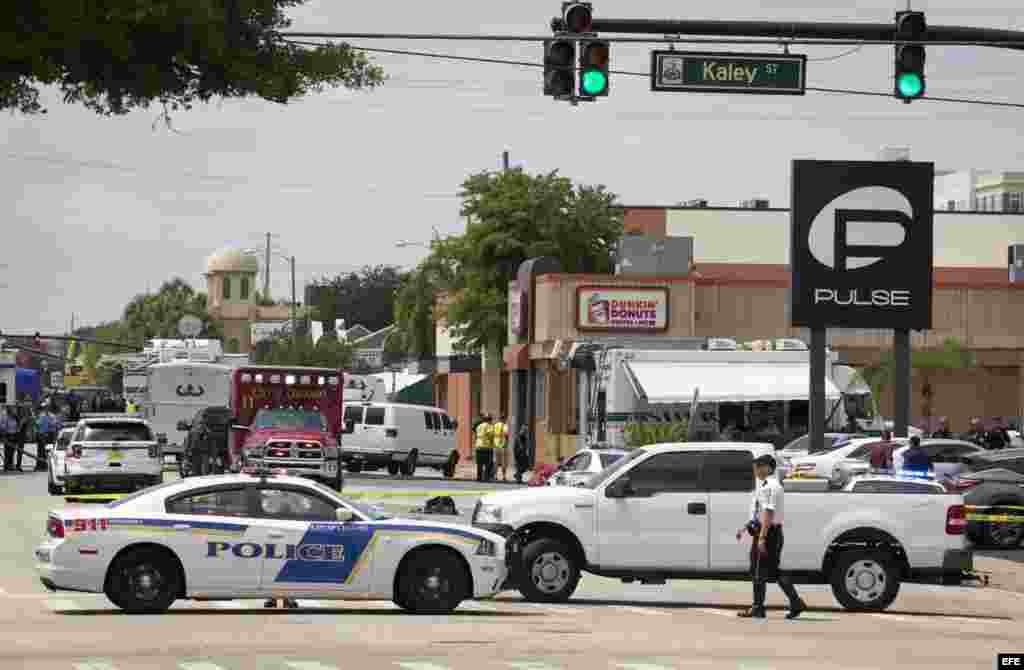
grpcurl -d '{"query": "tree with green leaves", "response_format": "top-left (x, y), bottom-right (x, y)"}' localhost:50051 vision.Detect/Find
top-left (121, 278), bottom-right (223, 342)
top-left (252, 331), bottom-right (352, 368)
top-left (392, 263), bottom-right (443, 360)
top-left (400, 168), bottom-right (622, 356)
top-left (310, 265), bottom-right (403, 333)
top-left (853, 337), bottom-right (975, 423)
top-left (3, 1), bottom-right (384, 116)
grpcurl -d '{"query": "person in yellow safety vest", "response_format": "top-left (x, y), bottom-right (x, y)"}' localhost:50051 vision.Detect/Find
top-left (492, 414), bottom-right (509, 481)
top-left (125, 400), bottom-right (136, 415)
top-left (475, 415), bottom-right (494, 483)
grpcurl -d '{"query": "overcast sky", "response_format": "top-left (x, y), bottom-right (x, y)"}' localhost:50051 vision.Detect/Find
top-left (3, 0), bottom-right (1024, 335)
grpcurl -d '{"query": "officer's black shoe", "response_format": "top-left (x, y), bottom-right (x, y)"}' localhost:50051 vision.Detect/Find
top-left (284, 598), bottom-right (299, 609)
top-left (786, 601), bottom-right (807, 620)
top-left (737, 607), bottom-right (766, 618)
top-left (264, 599), bottom-right (277, 608)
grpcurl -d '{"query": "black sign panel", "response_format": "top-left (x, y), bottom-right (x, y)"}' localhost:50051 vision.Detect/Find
top-left (790, 160), bottom-right (934, 330)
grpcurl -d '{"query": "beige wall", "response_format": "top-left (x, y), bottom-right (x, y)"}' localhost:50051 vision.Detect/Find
top-left (533, 274), bottom-right (694, 343)
top-left (665, 209), bottom-right (1024, 267)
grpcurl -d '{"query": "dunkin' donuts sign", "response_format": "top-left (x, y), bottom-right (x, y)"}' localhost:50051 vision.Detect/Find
top-left (576, 287), bottom-right (669, 332)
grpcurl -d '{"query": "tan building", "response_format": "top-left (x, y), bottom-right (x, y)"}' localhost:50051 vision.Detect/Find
top-left (499, 207), bottom-right (1024, 466)
top-left (204, 248), bottom-right (292, 354)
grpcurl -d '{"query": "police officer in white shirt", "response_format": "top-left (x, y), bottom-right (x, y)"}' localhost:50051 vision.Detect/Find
top-left (735, 453), bottom-right (806, 619)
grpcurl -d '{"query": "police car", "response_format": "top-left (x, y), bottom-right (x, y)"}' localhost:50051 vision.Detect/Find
top-left (35, 469), bottom-right (507, 615)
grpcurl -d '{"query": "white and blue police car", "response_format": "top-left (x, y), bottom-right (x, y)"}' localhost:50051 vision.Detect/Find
top-left (35, 469), bottom-right (507, 614)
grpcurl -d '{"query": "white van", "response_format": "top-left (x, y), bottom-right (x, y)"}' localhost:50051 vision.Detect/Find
top-left (341, 402), bottom-right (459, 478)
top-left (145, 361), bottom-right (232, 462)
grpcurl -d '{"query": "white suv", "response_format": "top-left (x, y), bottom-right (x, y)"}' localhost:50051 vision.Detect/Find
top-left (64, 416), bottom-right (163, 494)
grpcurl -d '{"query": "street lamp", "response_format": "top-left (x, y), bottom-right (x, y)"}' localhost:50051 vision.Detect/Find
top-left (394, 226), bottom-right (442, 250)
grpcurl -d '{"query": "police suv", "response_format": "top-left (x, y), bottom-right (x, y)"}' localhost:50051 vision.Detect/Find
top-left (63, 415), bottom-right (164, 494)
top-left (36, 470), bottom-right (507, 614)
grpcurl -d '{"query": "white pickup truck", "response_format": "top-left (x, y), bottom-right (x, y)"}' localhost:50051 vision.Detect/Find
top-left (472, 442), bottom-right (972, 612)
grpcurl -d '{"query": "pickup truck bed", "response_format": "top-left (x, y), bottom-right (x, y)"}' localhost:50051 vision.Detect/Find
top-left (472, 442), bottom-right (971, 612)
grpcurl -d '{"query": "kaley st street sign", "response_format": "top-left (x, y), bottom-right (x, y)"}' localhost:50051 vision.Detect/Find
top-left (651, 51), bottom-right (807, 95)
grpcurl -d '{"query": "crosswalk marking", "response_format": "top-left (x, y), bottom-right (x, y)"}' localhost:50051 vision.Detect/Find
top-left (396, 663), bottom-right (452, 670)
top-left (613, 605), bottom-right (671, 617)
top-left (74, 661), bottom-right (118, 670)
top-left (284, 661), bottom-right (340, 670)
top-left (179, 662), bottom-right (227, 670)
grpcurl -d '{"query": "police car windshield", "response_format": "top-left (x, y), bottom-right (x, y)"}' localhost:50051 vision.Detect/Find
top-left (584, 449), bottom-right (646, 489)
top-left (254, 409), bottom-right (326, 432)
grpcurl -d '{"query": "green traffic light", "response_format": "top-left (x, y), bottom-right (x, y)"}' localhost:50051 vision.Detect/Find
top-left (897, 72), bottom-right (923, 98)
top-left (581, 69), bottom-right (607, 95)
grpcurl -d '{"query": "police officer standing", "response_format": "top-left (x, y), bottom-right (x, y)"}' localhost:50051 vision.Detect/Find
top-left (475, 415), bottom-right (494, 482)
top-left (736, 453), bottom-right (805, 619)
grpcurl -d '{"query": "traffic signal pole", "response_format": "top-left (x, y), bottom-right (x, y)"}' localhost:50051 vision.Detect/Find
top-left (586, 17), bottom-right (1024, 50)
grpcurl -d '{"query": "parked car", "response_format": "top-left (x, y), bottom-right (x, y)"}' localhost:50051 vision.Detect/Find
top-left (892, 439), bottom-right (985, 480)
top-left (844, 475), bottom-right (947, 494)
top-left (829, 439), bottom-right (910, 489)
top-left (45, 428), bottom-right (76, 495)
top-left (176, 406), bottom-right (234, 478)
top-left (951, 448), bottom-right (1024, 548)
top-left (546, 447), bottom-right (629, 487)
top-left (63, 416), bottom-right (164, 494)
top-left (787, 438), bottom-right (886, 483)
top-left (341, 402), bottom-right (460, 478)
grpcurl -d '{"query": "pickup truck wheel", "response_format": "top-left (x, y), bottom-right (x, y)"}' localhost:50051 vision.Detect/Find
top-left (518, 537), bottom-right (581, 603)
top-left (105, 547), bottom-right (180, 614)
top-left (829, 550), bottom-right (900, 611)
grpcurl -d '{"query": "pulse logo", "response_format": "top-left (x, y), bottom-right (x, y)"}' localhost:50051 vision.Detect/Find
top-left (807, 186), bottom-right (913, 309)
top-left (789, 159), bottom-right (933, 330)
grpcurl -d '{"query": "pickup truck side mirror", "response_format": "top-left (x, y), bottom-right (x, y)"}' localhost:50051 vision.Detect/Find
top-left (176, 421), bottom-right (191, 432)
top-left (606, 477), bottom-right (634, 498)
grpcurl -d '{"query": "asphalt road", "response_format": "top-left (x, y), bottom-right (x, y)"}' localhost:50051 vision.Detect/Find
top-left (2, 468), bottom-right (1023, 670)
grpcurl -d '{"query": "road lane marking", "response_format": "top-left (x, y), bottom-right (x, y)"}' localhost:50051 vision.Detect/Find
top-left (458, 600), bottom-right (499, 612)
top-left (694, 607), bottom-right (735, 618)
top-left (613, 605), bottom-right (671, 617)
top-left (868, 613), bottom-right (912, 622)
top-left (617, 664), bottom-right (675, 670)
top-left (74, 662), bottom-right (119, 670)
top-left (47, 599), bottom-right (78, 612)
top-left (397, 663), bottom-right (452, 670)
top-left (180, 662), bottom-right (228, 670)
top-left (284, 662), bottom-right (340, 670)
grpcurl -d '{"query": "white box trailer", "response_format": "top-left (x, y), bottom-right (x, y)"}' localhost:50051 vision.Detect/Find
top-left (581, 348), bottom-right (858, 448)
top-left (144, 361), bottom-right (233, 459)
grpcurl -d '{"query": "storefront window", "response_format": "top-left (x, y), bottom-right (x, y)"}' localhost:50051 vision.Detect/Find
top-left (222, 276), bottom-right (232, 300)
top-left (240, 277), bottom-right (250, 300)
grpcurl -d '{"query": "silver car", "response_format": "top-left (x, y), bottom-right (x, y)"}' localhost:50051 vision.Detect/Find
top-left (547, 448), bottom-right (629, 487)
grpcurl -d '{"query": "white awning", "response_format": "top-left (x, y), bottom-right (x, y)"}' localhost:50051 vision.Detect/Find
top-left (625, 361), bottom-right (841, 404)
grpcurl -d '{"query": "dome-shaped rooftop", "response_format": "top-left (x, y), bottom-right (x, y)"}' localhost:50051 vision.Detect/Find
top-left (205, 248), bottom-right (260, 274)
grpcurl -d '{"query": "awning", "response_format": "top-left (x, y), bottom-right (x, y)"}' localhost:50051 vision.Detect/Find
top-left (624, 361), bottom-right (842, 404)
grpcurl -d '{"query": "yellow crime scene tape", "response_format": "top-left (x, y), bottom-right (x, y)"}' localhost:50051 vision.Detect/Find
top-left (965, 504), bottom-right (1024, 523)
top-left (64, 489), bottom-right (493, 505)
top-left (64, 494), bottom-right (125, 503)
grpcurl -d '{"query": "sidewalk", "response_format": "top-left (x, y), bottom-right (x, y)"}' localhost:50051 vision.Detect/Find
top-left (975, 552), bottom-right (1024, 593)
top-left (453, 461), bottom-right (531, 483)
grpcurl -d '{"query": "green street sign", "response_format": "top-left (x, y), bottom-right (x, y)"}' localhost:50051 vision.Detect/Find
top-left (651, 51), bottom-right (807, 95)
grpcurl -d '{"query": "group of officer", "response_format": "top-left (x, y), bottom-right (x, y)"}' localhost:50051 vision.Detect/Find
top-left (1, 405), bottom-right (62, 472)
top-left (473, 415), bottom-right (531, 483)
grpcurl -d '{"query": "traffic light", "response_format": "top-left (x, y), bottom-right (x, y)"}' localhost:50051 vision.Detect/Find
top-left (578, 40), bottom-right (609, 97)
top-left (562, 2), bottom-right (593, 34)
top-left (543, 38), bottom-right (575, 98)
top-left (894, 10), bottom-right (926, 102)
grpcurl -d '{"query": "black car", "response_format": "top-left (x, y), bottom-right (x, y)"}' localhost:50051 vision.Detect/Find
top-left (177, 406), bottom-right (234, 478)
top-left (955, 448), bottom-right (1024, 548)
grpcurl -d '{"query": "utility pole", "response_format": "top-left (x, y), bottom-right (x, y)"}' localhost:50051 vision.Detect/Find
top-left (502, 150), bottom-right (510, 172)
top-left (264, 232), bottom-right (272, 301)
top-left (290, 256), bottom-right (297, 348)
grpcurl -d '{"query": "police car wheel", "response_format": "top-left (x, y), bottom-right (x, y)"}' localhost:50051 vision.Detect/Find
top-left (105, 547), bottom-right (181, 614)
top-left (518, 537), bottom-right (581, 603)
top-left (829, 549), bottom-right (901, 611)
top-left (395, 548), bottom-right (468, 614)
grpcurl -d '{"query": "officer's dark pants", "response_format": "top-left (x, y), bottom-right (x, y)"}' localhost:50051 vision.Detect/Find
top-left (476, 449), bottom-right (494, 482)
top-left (749, 526), bottom-right (801, 610)
top-left (514, 446), bottom-right (529, 482)
top-left (13, 440), bottom-right (24, 470)
top-left (36, 434), bottom-right (53, 470)
top-left (2, 439), bottom-right (13, 471)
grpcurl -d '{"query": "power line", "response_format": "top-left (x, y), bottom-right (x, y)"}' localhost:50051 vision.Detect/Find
top-left (281, 31), bottom-right (1024, 47)
top-left (284, 40), bottom-right (1024, 109)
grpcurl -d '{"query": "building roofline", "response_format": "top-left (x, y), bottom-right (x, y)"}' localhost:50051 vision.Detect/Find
top-left (618, 205), bottom-right (1024, 216)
